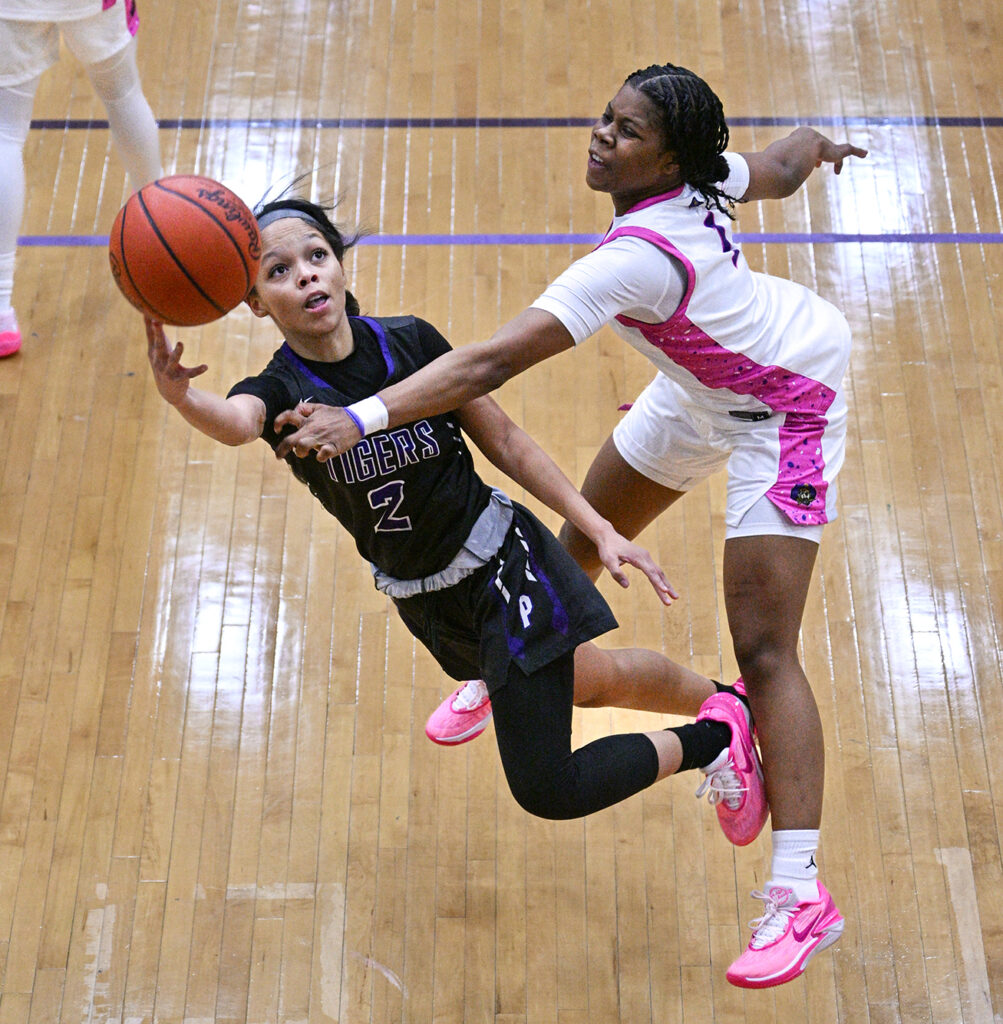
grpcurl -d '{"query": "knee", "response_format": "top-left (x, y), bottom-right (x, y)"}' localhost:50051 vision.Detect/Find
top-left (730, 629), bottom-right (797, 686)
top-left (0, 80), bottom-right (40, 147)
top-left (505, 771), bottom-right (579, 821)
top-left (86, 42), bottom-right (141, 104)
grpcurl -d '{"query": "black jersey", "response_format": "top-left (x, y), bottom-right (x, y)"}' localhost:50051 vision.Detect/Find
top-left (228, 316), bottom-right (493, 579)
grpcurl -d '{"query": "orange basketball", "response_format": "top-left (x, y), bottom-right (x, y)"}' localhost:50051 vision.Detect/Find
top-left (108, 174), bottom-right (261, 326)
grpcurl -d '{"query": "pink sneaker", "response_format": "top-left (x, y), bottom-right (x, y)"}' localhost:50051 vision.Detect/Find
top-left (693, 692), bottom-right (768, 846)
top-left (425, 679), bottom-right (492, 745)
top-left (727, 882), bottom-right (845, 988)
top-left (0, 310), bottom-right (21, 358)
top-left (732, 676), bottom-right (755, 737)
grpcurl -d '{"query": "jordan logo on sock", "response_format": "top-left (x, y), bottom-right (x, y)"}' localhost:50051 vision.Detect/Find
top-left (805, 855), bottom-right (817, 871)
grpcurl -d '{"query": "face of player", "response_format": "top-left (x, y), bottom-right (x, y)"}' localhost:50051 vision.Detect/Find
top-left (586, 85), bottom-right (682, 215)
top-left (247, 219), bottom-right (350, 353)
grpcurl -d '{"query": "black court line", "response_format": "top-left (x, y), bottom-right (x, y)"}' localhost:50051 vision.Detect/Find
top-left (27, 115), bottom-right (1003, 131)
top-left (19, 231), bottom-right (1003, 247)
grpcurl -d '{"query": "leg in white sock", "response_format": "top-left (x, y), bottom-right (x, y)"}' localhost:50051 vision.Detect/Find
top-left (769, 828), bottom-right (821, 902)
top-left (0, 77), bottom-right (39, 317)
top-left (85, 39), bottom-right (161, 191)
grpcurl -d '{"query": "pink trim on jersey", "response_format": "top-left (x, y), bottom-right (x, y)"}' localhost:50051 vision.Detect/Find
top-left (603, 223), bottom-right (835, 525)
top-left (103, 0), bottom-right (139, 35)
top-left (623, 188), bottom-right (685, 214)
top-left (604, 225), bottom-right (698, 309)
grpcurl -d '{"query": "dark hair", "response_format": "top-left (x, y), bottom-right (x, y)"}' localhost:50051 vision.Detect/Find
top-left (252, 195), bottom-right (363, 315)
top-left (624, 64), bottom-right (734, 217)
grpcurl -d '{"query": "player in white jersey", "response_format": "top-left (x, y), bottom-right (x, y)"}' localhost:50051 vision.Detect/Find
top-left (268, 62), bottom-right (867, 988)
top-left (0, 0), bottom-right (162, 356)
top-left (534, 147), bottom-right (852, 533)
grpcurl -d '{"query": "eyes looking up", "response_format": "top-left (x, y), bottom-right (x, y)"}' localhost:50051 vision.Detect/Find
top-left (264, 244), bottom-right (331, 282)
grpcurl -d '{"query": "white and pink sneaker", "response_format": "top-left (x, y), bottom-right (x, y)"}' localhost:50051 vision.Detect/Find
top-left (693, 691), bottom-right (768, 846)
top-left (727, 882), bottom-right (844, 988)
top-left (425, 679), bottom-right (492, 745)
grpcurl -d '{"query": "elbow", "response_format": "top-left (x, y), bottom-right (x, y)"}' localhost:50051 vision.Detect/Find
top-left (218, 421), bottom-right (261, 446)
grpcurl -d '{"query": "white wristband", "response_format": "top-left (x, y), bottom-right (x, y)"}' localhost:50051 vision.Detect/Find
top-left (345, 395), bottom-right (389, 436)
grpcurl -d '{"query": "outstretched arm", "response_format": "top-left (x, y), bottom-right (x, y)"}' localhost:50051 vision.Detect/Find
top-left (272, 308), bottom-right (574, 461)
top-left (458, 393), bottom-right (678, 606)
top-left (740, 126), bottom-right (868, 201)
top-left (145, 318), bottom-right (265, 446)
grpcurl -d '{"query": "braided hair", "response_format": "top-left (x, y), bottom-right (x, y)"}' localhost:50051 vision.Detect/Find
top-left (624, 64), bottom-right (734, 217)
top-left (252, 195), bottom-right (363, 315)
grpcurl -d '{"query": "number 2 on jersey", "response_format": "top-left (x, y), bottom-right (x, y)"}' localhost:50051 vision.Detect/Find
top-left (368, 480), bottom-right (412, 532)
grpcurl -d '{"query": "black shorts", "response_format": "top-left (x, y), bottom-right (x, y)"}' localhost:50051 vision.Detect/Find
top-left (392, 503), bottom-right (617, 694)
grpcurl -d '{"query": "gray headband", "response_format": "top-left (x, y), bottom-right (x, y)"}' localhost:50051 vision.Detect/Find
top-left (255, 207), bottom-right (326, 231)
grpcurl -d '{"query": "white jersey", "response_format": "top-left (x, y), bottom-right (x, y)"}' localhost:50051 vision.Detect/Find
top-left (0, 0), bottom-right (104, 19)
top-left (531, 152), bottom-right (851, 422)
top-left (0, 0), bottom-right (135, 23)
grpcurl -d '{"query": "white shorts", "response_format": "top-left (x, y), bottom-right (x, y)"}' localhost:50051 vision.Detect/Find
top-left (613, 372), bottom-right (847, 541)
top-left (0, 6), bottom-right (136, 88)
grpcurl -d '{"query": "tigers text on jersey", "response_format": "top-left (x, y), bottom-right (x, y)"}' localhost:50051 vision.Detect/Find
top-left (228, 316), bottom-right (493, 581)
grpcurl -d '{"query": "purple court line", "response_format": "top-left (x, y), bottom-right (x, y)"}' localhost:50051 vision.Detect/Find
top-left (27, 115), bottom-right (1003, 130)
top-left (19, 231), bottom-right (1003, 247)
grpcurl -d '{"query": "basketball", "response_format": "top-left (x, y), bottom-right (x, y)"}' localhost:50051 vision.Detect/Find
top-left (108, 174), bottom-right (261, 327)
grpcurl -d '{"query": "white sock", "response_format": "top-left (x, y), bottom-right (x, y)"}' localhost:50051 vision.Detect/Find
top-left (0, 254), bottom-right (15, 318)
top-left (768, 829), bottom-right (820, 902)
top-left (0, 79), bottom-right (36, 312)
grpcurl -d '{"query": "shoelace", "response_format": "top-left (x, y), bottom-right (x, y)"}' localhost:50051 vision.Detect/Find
top-left (452, 679), bottom-right (488, 711)
top-left (694, 756), bottom-right (747, 810)
top-left (746, 889), bottom-right (797, 948)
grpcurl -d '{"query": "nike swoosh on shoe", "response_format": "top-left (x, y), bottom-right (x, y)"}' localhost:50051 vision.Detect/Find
top-left (792, 903), bottom-right (827, 943)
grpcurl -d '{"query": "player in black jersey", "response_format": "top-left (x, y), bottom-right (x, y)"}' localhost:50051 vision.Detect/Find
top-left (143, 196), bottom-right (765, 825)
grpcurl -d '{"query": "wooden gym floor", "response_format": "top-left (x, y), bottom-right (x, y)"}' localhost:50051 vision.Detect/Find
top-left (1, 0), bottom-right (1002, 1020)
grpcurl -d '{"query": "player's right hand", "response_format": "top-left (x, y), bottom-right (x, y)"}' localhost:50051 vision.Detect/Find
top-left (145, 317), bottom-right (208, 406)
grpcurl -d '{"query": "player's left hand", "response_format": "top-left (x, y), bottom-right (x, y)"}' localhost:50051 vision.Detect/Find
top-left (814, 136), bottom-right (868, 174)
top-left (273, 402), bottom-right (362, 461)
top-left (595, 531), bottom-right (679, 607)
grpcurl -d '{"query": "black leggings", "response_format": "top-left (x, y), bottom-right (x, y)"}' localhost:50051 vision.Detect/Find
top-left (489, 651), bottom-right (661, 820)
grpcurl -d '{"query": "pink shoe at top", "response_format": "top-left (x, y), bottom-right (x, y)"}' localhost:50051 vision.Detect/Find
top-left (732, 676), bottom-right (756, 736)
top-left (727, 882), bottom-right (845, 988)
top-left (425, 679), bottom-right (492, 745)
top-left (693, 691), bottom-right (768, 846)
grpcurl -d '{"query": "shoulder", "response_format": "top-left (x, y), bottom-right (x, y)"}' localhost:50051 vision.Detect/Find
top-left (411, 316), bottom-right (451, 356)
top-left (361, 313), bottom-right (452, 359)
top-left (359, 314), bottom-right (417, 332)
top-left (719, 152), bottom-right (751, 200)
top-left (575, 233), bottom-right (678, 290)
